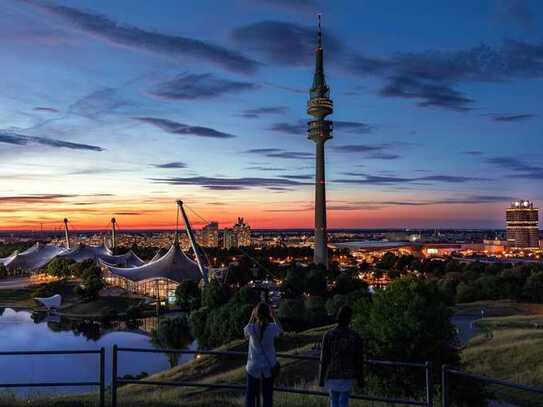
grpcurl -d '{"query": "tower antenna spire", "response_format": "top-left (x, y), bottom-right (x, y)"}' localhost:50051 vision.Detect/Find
top-left (317, 13), bottom-right (322, 49)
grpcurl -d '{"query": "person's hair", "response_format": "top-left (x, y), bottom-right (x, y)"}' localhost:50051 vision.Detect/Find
top-left (253, 302), bottom-right (272, 339)
top-left (336, 305), bottom-right (353, 327)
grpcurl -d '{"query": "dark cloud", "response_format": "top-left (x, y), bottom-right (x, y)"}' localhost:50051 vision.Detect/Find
top-left (486, 156), bottom-right (543, 179)
top-left (497, 0), bottom-right (534, 28)
top-left (251, 0), bottom-right (319, 11)
top-left (335, 172), bottom-right (488, 185)
top-left (334, 120), bottom-right (373, 134)
top-left (464, 150), bottom-right (484, 156)
top-left (24, 1), bottom-right (258, 74)
top-left (270, 119), bottom-right (372, 135)
top-left (244, 148), bottom-right (313, 160)
top-left (380, 76), bottom-right (473, 111)
top-left (135, 117), bottom-right (236, 139)
top-left (240, 106), bottom-right (288, 118)
top-left (0, 193), bottom-right (113, 204)
top-left (150, 175), bottom-right (310, 190)
top-left (152, 162), bottom-right (188, 169)
top-left (246, 166), bottom-right (286, 171)
top-left (270, 121), bottom-right (305, 135)
top-left (279, 174), bottom-right (313, 180)
top-left (492, 113), bottom-right (535, 122)
top-left (33, 107), bottom-right (60, 113)
top-left (113, 212), bottom-right (143, 216)
top-left (332, 144), bottom-right (401, 160)
top-left (232, 20), bottom-right (341, 66)
top-left (148, 73), bottom-right (258, 100)
top-left (0, 130), bottom-right (104, 151)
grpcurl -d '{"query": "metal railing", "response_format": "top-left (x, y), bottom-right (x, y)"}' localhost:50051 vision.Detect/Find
top-left (0, 348), bottom-right (105, 407)
top-left (112, 346), bottom-right (433, 407)
top-left (441, 365), bottom-right (543, 407)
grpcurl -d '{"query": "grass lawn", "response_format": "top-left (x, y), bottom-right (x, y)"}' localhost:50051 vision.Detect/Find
top-left (59, 296), bottom-right (142, 318)
top-left (0, 287), bottom-right (36, 308)
top-left (462, 313), bottom-right (543, 406)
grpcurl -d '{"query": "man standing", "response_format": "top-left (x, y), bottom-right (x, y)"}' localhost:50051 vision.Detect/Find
top-left (319, 306), bottom-right (365, 407)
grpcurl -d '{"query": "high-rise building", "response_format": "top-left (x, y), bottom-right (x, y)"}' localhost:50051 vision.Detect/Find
top-left (506, 200), bottom-right (539, 249)
top-left (223, 228), bottom-right (235, 250)
top-left (233, 217), bottom-right (251, 247)
top-left (307, 15), bottom-right (333, 268)
top-left (202, 221), bottom-right (219, 248)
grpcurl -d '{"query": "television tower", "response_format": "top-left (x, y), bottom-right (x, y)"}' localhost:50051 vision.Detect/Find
top-left (307, 14), bottom-right (333, 268)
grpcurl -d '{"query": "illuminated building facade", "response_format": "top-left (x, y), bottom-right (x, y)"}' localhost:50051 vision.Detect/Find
top-left (233, 217), bottom-right (251, 247)
top-left (202, 221), bottom-right (219, 248)
top-left (223, 228), bottom-right (235, 250)
top-left (506, 200), bottom-right (539, 249)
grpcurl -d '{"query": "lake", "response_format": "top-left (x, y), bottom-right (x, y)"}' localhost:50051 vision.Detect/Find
top-left (0, 307), bottom-right (196, 396)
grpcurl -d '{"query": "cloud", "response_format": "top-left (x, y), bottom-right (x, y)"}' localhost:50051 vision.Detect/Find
top-left (0, 130), bottom-right (104, 151)
top-left (23, 1), bottom-right (258, 74)
top-left (244, 148), bottom-right (313, 160)
top-left (148, 73), bottom-right (258, 100)
top-left (279, 174), bottom-right (313, 180)
top-left (0, 193), bottom-right (113, 204)
top-left (270, 119), bottom-right (373, 135)
top-left (335, 172), bottom-right (488, 185)
top-left (150, 175), bottom-right (310, 190)
top-left (334, 120), bottom-right (373, 134)
top-left (69, 88), bottom-right (128, 118)
top-left (496, 0), bottom-right (534, 28)
top-left (113, 212), bottom-right (143, 216)
top-left (379, 76), bottom-right (473, 111)
top-left (240, 106), bottom-right (288, 118)
top-left (270, 121), bottom-right (305, 135)
top-left (492, 113), bottom-right (535, 122)
top-left (152, 162), bottom-right (187, 169)
top-left (245, 166), bottom-right (286, 171)
top-left (250, 0), bottom-right (319, 11)
top-left (232, 20), bottom-right (342, 65)
top-left (33, 107), bottom-right (60, 113)
top-left (332, 144), bottom-right (402, 160)
top-left (486, 156), bottom-right (543, 179)
top-left (464, 150), bottom-right (484, 156)
top-left (135, 117), bottom-right (236, 139)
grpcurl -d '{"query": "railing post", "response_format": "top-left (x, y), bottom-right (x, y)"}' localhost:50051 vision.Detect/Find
top-left (256, 378), bottom-right (261, 407)
top-left (99, 347), bottom-right (105, 407)
top-left (112, 345), bottom-right (118, 407)
top-left (442, 365), bottom-right (449, 407)
top-left (425, 361), bottom-right (433, 407)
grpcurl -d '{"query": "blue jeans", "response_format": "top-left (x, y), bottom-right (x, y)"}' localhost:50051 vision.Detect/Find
top-left (245, 373), bottom-right (273, 407)
top-left (330, 390), bottom-right (350, 407)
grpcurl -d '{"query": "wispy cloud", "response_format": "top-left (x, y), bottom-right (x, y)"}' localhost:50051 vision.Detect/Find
top-left (332, 144), bottom-right (402, 160)
top-left (0, 130), bottom-right (104, 151)
top-left (33, 106), bottom-right (60, 113)
top-left (152, 162), bottom-right (187, 169)
top-left (135, 117), bottom-right (236, 139)
top-left (491, 113), bottom-right (535, 122)
top-left (23, 0), bottom-right (258, 74)
top-left (486, 156), bottom-right (543, 179)
top-left (148, 73), bottom-right (258, 100)
top-left (244, 148), bottom-right (313, 159)
top-left (335, 172), bottom-right (488, 185)
top-left (150, 175), bottom-right (310, 190)
top-left (240, 106), bottom-right (288, 118)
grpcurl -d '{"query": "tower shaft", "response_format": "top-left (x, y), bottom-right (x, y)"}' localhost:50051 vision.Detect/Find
top-left (314, 140), bottom-right (328, 266)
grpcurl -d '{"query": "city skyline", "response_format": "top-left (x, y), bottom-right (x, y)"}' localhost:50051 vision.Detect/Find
top-left (2, 0), bottom-right (543, 230)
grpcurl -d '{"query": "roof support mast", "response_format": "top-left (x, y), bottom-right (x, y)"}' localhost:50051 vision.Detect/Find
top-left (63, 218), bottom-right (70, 250)
top-left (111, 217), bottom-right (117, 250)
top-left (176, 200), bottom-right (208, 284)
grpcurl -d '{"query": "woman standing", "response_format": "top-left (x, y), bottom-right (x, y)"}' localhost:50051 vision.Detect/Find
top-left (244, 302), bottom-right (282, 407)
top-left (319, 305), bottom-right (365, 407)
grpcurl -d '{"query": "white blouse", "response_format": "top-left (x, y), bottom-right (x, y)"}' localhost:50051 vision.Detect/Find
top-left (244, 322), bottom-right (282, 378)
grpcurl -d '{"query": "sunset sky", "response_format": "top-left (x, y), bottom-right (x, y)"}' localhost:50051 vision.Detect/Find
top-left (1, 0), bottom-right (543, 230)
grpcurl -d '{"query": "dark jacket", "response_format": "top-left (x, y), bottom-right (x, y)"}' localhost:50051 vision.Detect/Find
top-left (318, 325), bottom-right (365, 386)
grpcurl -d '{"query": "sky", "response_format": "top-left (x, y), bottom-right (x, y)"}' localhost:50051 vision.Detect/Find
top-left (1, 0), bottom-right (543, 231)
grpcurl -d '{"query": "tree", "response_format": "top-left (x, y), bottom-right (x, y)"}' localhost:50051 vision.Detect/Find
top-left (151, 315), bottom-right (193, 367)
top-left (277, 298), bottom-right (305, 322)
top-left (201, 279), bottom-right (228, 309)
top-left (175, 281), bottom-right (201, 311)
top-left (334, 273), bottom-right (367, 295)
top-left (304, 296), bottom-right (327, 324)
top-left (305, 268), bottom-right (327, 296)
top-left (523, 272), bottom-right (543, 303)
top-left (75, 266), bottom-right (104, 301)
top-left (456, 282), bottom-right (479, 303)
top-left (352, 277), bottom-right (459, 398)
top-left (0, 264), bottom-right (7, 279)
top-left (46, 257), bottom-right (75, 278)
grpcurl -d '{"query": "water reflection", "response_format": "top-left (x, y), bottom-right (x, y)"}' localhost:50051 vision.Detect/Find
top-left (0, 308), bottom-right (196, 395)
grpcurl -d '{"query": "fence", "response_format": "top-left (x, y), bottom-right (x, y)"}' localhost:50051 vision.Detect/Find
top-left (111, 346), bottom-right (433, 407)
top-left (0, 348), bottom-right (105, 407)
top-left (442, 365), bottom-right (543, 407)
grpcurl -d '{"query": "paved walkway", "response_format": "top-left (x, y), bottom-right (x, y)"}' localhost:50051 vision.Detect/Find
top-left (0, 277), bottom-right (37, 290)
